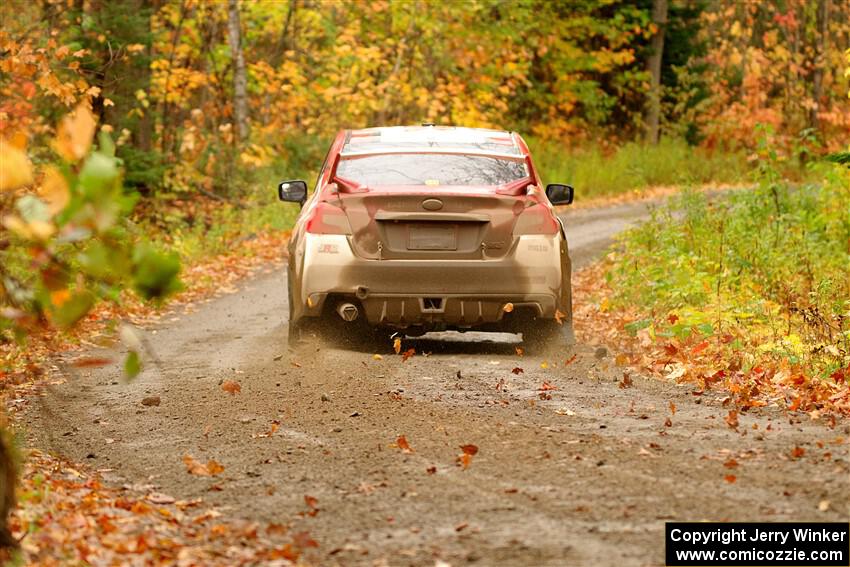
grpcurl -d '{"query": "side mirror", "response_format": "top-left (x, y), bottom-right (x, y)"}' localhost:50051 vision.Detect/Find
top-left (545, 183), bottom-right (574, 205)
top-left (278, 180), bottom-right (308, 205)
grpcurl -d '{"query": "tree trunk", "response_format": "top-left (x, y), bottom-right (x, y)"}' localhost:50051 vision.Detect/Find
top-left (645, 0), bottom-right (668, 145)
top-left (0, 430), bottom-right (17, 550)
top-left (809, 0), bottom-right (830, 132)
top-left (227, 0), bottom-right (249, 145)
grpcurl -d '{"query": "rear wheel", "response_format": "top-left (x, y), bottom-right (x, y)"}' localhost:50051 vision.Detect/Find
top-left (520, 318), bottom-right (576, 355)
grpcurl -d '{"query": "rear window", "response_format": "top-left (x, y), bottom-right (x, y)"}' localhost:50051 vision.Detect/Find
top-left (335, 154), bottom-right (529, 187)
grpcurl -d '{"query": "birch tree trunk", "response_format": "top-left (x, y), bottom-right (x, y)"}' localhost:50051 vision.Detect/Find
top-left (227, 0), bottom-right (249, 145)
top-left (645, 0), bottom-right (668, 145)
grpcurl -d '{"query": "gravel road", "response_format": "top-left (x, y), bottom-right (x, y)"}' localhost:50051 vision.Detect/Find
top-left (27, 196), bottom-right (849, 566)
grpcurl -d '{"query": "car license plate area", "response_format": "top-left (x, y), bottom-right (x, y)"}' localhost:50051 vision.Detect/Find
top-left (407, 224), bottom-right (457, 250)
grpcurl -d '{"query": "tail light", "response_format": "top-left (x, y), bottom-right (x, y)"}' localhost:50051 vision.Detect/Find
top-left (305, 202), bottom-right (352, 234)
top-left (513, 205), bottom-right (560, 235)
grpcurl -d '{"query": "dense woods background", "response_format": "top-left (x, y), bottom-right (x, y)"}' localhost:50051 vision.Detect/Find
top-left (2, 0), bottom-right (849, 201)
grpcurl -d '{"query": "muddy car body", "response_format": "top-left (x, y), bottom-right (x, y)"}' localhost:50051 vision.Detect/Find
top-left (278, 126), bottom-right (575, 346)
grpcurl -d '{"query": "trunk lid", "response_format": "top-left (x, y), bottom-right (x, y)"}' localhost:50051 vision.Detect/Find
top-left (338, 189), bottom-right (524, 260)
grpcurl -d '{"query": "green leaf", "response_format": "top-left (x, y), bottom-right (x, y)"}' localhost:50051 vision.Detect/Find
top-left (132, 243), bottom-right (182, 300)
top-left (98, 130), bottom-right (116, 158)
top-left (53, 290), bottom-right (95, 328)
top-left (697, 323), bottom-right (714, 336)
top-left (624, 318), bottom-right (652, 337)
top-left (78, 152), bottom-right (119, 198)
top-left (124, 350), bottom-right (141, 379)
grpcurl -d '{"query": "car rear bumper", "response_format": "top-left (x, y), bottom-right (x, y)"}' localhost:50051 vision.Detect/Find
top-left (293, 233), bottom-right (570, 329)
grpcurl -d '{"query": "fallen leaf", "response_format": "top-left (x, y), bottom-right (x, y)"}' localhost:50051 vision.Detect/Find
top-left (664, 417), bottom-right (672, 427)
top-left (619, 373), bottom-right (633, 389)
top-left (457, 453), bottom-right (472, 469)
top-left (818, 500), bottom-right (830, 512)
top-left (539, 381), bottom-right (558, 391)
top-left (141, 396), bottom-right (161, 407)
top-left (669, 401), bottom-right (676, 415)
top-left (691, 340), bottom-right (710, 355)
top-left (564, 353), bottom-right (578, 365)
top-left (725, 410), bottom-right (739, 429)
top-left (426, 466), bottom-right (437, 475)
top-left (147, 492), bottom-right (175, 504)
top-left (183, 454), bottom-right (225, 476)
top-left (540, 361), bottom-right (549, 369)
top-left (790, 446), bottom-right (805, 459)
top-left (292, 531), bottom-right (319, 549)
top-left (455, 522), bottom-right (468, 532)
top-left (372, 354), bottom-right (383, 360)
top-left (511, 367), bottom-right (524, 374)
top-left (724, 474), bottom-right (737, 483)
top-left (723, 458), bottom-right (739, 468)
top-left (221, 380), bottom-right (241, 395)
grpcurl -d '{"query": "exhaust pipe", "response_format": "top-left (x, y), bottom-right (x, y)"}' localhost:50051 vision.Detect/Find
top-left (336, 302), bottom-right (359, 322)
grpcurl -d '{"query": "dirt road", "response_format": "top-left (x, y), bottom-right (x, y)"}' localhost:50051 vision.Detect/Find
top-left (27, 198), bottom-right (849, 566)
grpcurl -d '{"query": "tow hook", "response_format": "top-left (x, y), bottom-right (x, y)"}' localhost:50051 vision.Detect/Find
top-left (336, 302), bottom-right (359, 322)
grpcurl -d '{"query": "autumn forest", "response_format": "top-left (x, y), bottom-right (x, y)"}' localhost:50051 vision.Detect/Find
top-left (1, 0), bottom-right (849, 564)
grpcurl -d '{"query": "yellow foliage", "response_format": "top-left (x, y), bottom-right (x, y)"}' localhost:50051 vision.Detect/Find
top-left (0, 138), bottom-right (33, 191)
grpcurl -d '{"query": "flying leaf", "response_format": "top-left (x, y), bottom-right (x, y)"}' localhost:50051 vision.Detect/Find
top-left (53, 103), bottom-right (96, 162)
top-left (724, 474), bottom-right (737, 483)
top-left (395, 435), bottom-right (414, 453)
top-left (70, 356), bottom-right (113, 368)
top-left (401, 348), bottom-right (415, 362)
top-left (725, 410), bottom-right (739, 430)
top-left (0, 138), bottom-right (33, 191)
top-left (460, 444), bottom-right (478, 456)
top-left (39, 166), bottom-right (70, 215)
top-left (124, 350), bottom-right (142, 379)
top-left (393, 337), bottom-right (402, 354)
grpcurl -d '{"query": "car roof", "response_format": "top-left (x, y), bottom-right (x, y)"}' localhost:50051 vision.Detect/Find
top-left (341, 126), bottom-right (523, 159)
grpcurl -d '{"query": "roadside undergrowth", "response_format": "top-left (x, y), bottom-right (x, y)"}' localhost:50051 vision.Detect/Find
top-left (1, 229), bottom-right (301, 565)
top-left (575, 154), bottom-right (850, 417)
top-left (3, 450), bottom-right (317, 565)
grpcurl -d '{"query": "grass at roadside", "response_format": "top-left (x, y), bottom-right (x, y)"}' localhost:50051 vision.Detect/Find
top-left (582, 155), bottom-right (850, 414)
top-left (529, 137), bottom-right (751, 198)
